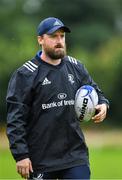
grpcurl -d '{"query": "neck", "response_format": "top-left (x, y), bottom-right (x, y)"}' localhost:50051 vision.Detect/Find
top-left (40, 53), bottom-right (61, 66)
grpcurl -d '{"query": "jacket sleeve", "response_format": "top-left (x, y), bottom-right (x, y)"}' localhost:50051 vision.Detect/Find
top-left (77, 62), bottom-right (109, 107)
top-left (6, 69), bottom-right (33, 162)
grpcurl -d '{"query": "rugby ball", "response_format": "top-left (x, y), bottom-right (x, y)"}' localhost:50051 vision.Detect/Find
top-left (75, 85), bottom-right (98, 122)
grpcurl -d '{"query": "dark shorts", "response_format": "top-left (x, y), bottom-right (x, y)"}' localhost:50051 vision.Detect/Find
top-left (29, 164), bottom-right (91, 179)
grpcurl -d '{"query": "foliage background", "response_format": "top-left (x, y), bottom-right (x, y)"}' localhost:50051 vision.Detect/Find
top-left (0, 0), bottom-right (122, 124)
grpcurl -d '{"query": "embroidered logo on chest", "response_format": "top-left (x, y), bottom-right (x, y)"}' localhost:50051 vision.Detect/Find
top-left (68, 74), bottom-right (75, 84)
top-left (42, 77), bottom-right (51, 85)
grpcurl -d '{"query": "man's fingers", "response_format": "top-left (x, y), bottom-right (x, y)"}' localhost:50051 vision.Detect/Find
top-left (25, 166), bottom-right (30, 178)
top-left (92, 104), bottom-right (107, 123)
top-left (21, 167), bottom-right (26, 178)
top-left (93, 111), bottom-right (105, 120)
top-left (29, 161), bottom-right (33, 173)
top-left (16, 158), bottom-right (33, 178)
top-left (17, 166), bottom-right (29, 179)
top-left (94, 117), bottom-right (104, 123)
top-left (93, 112), bottom-right (106, 123)
top-left (17, 166), bottom-right (22, 174)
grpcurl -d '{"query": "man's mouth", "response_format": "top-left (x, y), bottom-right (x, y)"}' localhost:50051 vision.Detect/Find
top-left (55, 44), bottom-right (63, 48)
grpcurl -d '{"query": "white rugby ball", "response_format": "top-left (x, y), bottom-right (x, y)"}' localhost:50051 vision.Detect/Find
top-left (75, 85), bottom-right (98, 122)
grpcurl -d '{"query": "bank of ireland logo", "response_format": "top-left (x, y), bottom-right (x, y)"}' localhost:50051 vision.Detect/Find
top-left (57, 93), bottom-right (67, 100)
top-left (68, 74), bottom-right (75, 84)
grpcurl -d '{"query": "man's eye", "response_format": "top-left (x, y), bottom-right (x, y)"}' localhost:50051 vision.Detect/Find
top-left (50, 35), bottom-right (56, 38)
top-left (61, 35), bottom-right (64, 38)
top-left (49, 34), bottom-right (65, 38)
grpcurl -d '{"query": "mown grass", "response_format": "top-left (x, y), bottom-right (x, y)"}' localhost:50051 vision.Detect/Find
top-left (0, 147), bottom-right (122, 179)
top-left (90, 147), bottom-right (122, 179)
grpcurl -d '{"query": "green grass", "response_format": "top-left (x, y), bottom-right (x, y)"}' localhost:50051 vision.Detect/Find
top-left (0, 149), bottom-right (21, 179)
top-left (0, 147), bottom-right (122, 179)
top-left (89, 147), bottom-right (122, 179)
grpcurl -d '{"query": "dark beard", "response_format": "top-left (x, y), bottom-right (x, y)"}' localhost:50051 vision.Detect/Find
top-left (44, 45), bottom-right (66, 60)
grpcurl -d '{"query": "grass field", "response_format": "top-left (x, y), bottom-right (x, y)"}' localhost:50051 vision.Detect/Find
top-left (0, 129), bottom-right (122, 179)
top-left (0, 147), bottom-right (122, 179)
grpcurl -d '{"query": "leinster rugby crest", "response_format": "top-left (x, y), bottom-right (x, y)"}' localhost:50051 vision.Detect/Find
top-left (68, 74), bottom-right (75, 84)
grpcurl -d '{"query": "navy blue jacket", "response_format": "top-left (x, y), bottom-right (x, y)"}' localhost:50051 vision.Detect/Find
top-left (6, 51), bottom-right (109, 173)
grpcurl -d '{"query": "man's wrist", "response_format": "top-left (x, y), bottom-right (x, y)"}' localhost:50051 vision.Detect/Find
top-left (14, 153), bottom-right (29, 162)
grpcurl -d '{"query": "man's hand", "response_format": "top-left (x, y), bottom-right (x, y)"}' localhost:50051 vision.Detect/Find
top-left (92, 103), bottom-right (108, 123)
top-left (16, 158), bottom-right (33, 179)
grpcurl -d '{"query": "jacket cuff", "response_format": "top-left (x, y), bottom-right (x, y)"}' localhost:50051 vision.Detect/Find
top-left (14, 153), bottom-right (29, 162)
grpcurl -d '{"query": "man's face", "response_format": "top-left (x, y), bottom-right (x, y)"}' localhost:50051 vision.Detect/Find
top-left (38, 29), bottom-right (66, 60)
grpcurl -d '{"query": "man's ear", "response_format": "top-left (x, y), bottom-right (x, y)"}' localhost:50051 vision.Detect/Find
top-left (37, 36), bottom-right (43, 46)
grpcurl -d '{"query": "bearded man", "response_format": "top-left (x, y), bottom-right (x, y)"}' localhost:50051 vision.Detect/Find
top-left (6, 17), bottom-right (109, 179)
